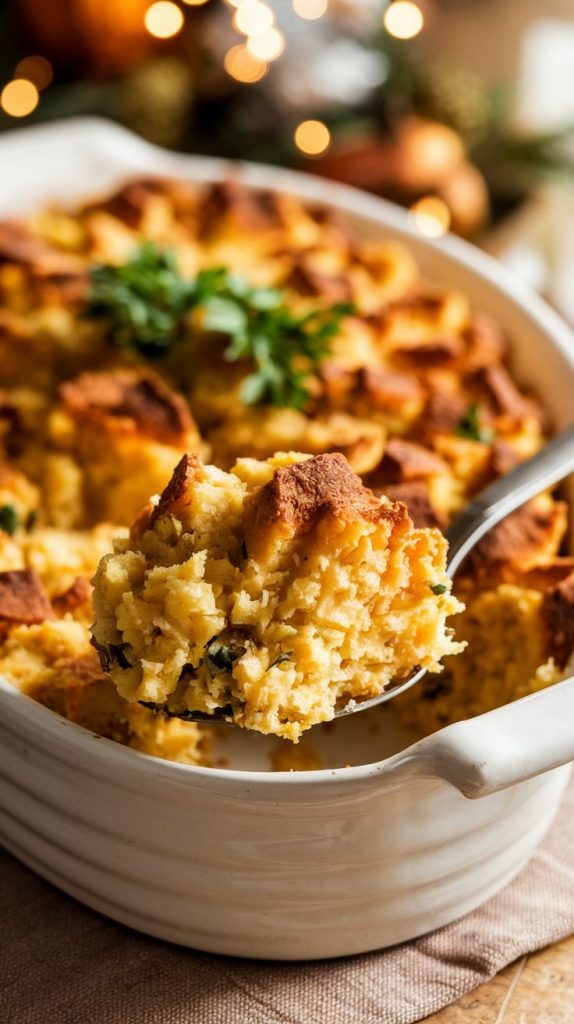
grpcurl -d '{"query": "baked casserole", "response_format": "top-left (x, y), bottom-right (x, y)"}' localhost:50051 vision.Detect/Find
top-left (0, 176), bottom-right (572, 762)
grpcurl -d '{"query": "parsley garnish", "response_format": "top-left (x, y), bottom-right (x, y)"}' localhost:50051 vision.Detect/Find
top-left (86, 244), bottom-right (353, 409)
top-left (429, 583), bottom-right (448, 596)
top-left (87, 244), bottom-right (193, 356)
top-left (456, 403), bottom-right (494, 443)
top-left (0, 504), bottom-right (19, 535)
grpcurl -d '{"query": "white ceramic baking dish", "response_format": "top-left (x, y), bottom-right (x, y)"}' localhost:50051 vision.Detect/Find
top-left (1, 118), bottom-right (574, 961)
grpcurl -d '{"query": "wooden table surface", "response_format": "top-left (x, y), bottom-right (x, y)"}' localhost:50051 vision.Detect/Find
top-left (423, 935), bottom-right (574, 1023)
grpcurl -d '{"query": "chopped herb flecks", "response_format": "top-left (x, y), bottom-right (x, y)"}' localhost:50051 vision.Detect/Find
top-left (456, 403), bottom-right (494, 443)
top-left (0, 504), bottom-right (19, 535)
top-left (205, 638), bottom-right (242, 675)
top-left (108, 642), bottom-right (133, 670)
top-left (429, 583), bottom-right (448, 596)
top-left (86, 243), bottom-right (353, 409)
top-left (268, 651), bottom-right (293, 670)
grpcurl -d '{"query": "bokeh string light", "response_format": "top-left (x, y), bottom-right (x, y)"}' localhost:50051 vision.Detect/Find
top-left (14, 56), bottom-right (53, 91)
top-left (233, 2), bottom-right (275, 36)
top-left (292, 0), bottom-right (328, 19)
top-left (383, 1), bottom-right (424, 40)
top-left (224, 44), bottom-right (268, 82)
top-left (294, 119), bottom-right (331, 156)
top-left (409, 195), bottom-right (451, 238)
top-left (144, 1), bottom-right (185, 39)
top-left (0, 79), bottom-right (39, 118)
top-left (247, 28), bottom-right (285, 61)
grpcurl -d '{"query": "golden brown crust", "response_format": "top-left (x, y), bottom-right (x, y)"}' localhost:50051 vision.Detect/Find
top-left (245, 452), bottom-right (397, 537)
top-left (93, 177), bottom-right (182, 229)
top-left (385, 292), bottom-right (446, 317)
top-left (487, 439), bottom-right (521, 479)
top-left (287, 256), bottom-right (352, 303)
top-left (59, 369), bottom-right (196, 446)
top-left (361, 367), bottom-right (423, 410)
top-left (52, 576), bottom-right (93, 616)
top-left (150, 453), bottom-right (203, 525)
top-left (198, 181), bottom-right (284, 237)
top-left (421, 390), bottom-right (467, 439)
top-left (377, 481), bottom-right (447, 530)
top-left (498, 558), bottom-right (574, 592)
top-left (462, 313), bottom-right (508, 370)
top-left (475, 365), bottom-right (542, 422)
top-left (541, 573), bottom-right (574, 669)
top-left (470, 500), bottom-right (567, 571)
top-left (393, 335), bottom-right (464, 367)
top-left (371, 438), bottom-right (448, 485)
top-left (0, 222), bottom-right (82, 275)
top-left (0, 222), bottom-right (88, 305)
top-left (0, 570), bottom-right (54, 625)
top-left (319, 363), bottom-right (355, 404)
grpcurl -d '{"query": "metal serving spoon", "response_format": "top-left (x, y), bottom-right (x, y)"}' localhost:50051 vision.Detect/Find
top-left (145, 423), bottom-right (574, 725)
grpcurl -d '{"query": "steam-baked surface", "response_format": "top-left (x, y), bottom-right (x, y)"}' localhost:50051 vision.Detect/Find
top-left (92, 452), bottom-right (463, 741)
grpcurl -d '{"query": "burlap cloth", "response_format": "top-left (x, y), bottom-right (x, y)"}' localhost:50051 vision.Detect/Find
top-left (2, 778), bottom-right (574, 1024)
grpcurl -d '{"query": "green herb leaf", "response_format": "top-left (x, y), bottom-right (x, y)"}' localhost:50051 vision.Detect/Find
top-left (429, 583), bottom-right (448, 596)
top-left (0, 504), bottom-right (19, 535)
top-left (86, 244), bottom-right (353, 408)
top-left (268, 651), bottom-right (293, 670)
top-left (456, 403), bottom-right (494, 443)
top-left (205, 639), bottom-right (241, 675)
top-left (86, 243), bottom-right (195, 357)
top-left (202, 296), bottom-right (249, 336)
top-left (108, 642), bottom-right (133, 670)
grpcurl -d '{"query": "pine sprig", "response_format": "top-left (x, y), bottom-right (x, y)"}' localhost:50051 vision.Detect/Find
top-left (86, 244), bottom-right (353, 409)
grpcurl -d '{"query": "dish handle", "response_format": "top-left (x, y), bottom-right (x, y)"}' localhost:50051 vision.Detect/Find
top-left (414, 676), bottom-right (574, 798)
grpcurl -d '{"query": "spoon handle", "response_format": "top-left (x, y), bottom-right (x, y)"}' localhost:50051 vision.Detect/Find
top-left (445, 422), bottom-right (574, 576)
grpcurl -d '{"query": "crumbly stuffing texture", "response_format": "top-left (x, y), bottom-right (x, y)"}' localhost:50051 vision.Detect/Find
top-left (0, 619), bottom-right (210, 765)
top-left (397, 543), bottom-right (572, 736)
top-left (0, 175), bottom-right (571, 760)
top-left (91, 451), bottom-right (464, 741)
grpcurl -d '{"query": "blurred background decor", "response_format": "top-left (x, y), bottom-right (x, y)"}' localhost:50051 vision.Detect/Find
top-left (0, 0), bottom-right (573, 314)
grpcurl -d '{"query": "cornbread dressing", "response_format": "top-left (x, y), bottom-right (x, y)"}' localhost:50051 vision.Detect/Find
top-left (91, 452), bottom-right (463, 740)
top-left (0, 174), bottom-right (571, 763)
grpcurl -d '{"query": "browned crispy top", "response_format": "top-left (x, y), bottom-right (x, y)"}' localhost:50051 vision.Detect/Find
top-left (287, 255), bottom-right (352, 303)
top-left (361, 367), bottom-right (423, 410)
top-left (462, 313), bottom-right (508, 370)
top-left (470, 500), bottom-right (567, 571)
top-left (59, 370), bottom-right (196, 446)
top-left (150, 452), bottom-right (203, 525)
top-left (421, 389), bottom-right (467, 440)
top-left (247, 453), bottom-right (401, 535)
top-left (0, 221), bottom-right (84, 277)
top-left (393, 335), bottom-right (464, 367)
top-left (541, 573), bottom-right (574, 669)
top-left (198, 181), bottom-right (284, 238)
top-left (377, 481), bottom-right (447, 531)
top-left (52, 576), bottom-right (93, 616)
top-left (373, 439), bottom-right (448, 485)
top-left (94, 178), bottom-right (177, 228)
top-left (0, 570), bottom-right (54, 624)
top-left (476, 365), bottom-right (541, 422)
